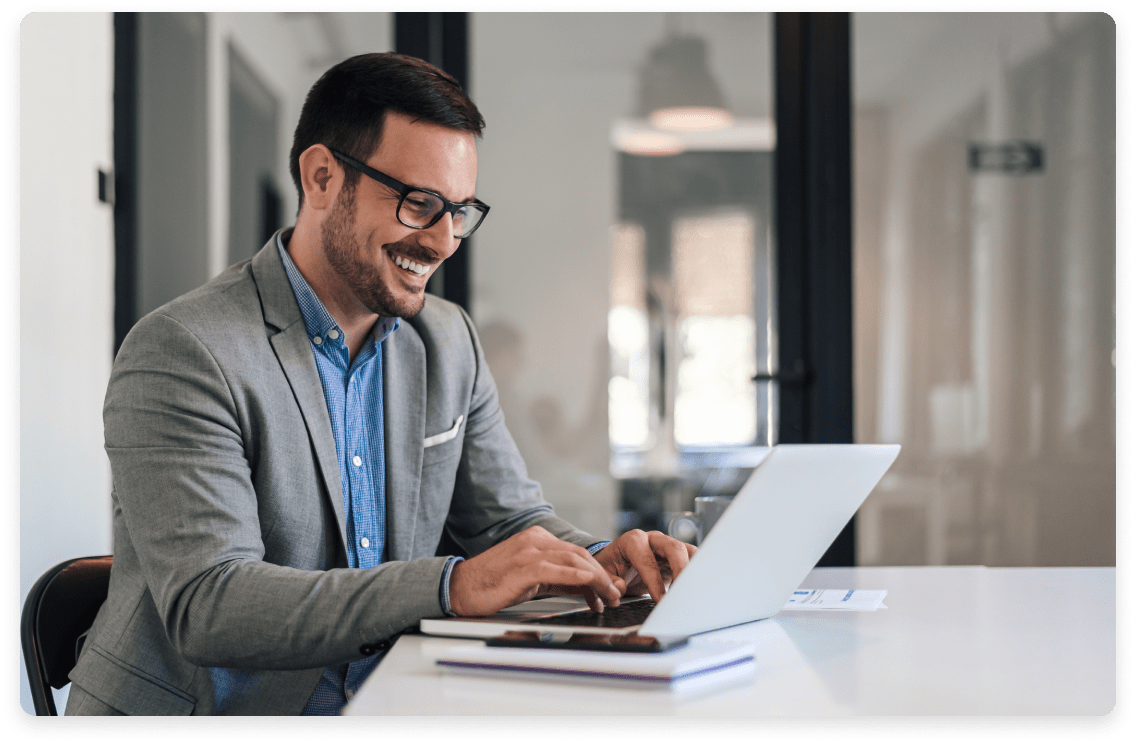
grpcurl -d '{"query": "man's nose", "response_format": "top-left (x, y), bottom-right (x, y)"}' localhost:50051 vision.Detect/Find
top-left (419, 212), bottom-right (460, 259)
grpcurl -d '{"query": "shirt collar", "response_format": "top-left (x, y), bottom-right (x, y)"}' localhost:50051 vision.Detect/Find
top-left (276, 231), bottom-right (400, 345)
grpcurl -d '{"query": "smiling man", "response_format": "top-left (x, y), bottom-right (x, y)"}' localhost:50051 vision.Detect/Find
top-left (66, 53), bottom-right (694, 716)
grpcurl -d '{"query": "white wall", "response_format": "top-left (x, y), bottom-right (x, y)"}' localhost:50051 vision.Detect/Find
top-left (19, 12), bottom-right (115, 715)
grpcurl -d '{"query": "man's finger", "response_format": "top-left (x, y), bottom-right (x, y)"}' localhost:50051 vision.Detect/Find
top-left (582, 587), bottom-right (604, 613)
top-left (623, 532), bottom-right (668, 602)
top-left (533, 561), bottom-right (603, 589)
top-left (651, 531), bottom-right (691, 583)
top-left (565, 545), bottom-right (626, 606)
top-left (539, 533), bottom-right (616, 576)
top-left (537, 554), bottom-right (622, 606)
top-left (541, 584), bottom-right (612, 614)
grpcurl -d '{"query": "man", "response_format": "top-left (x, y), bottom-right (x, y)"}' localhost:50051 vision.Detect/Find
top-left (66, 52), bottom-right (694, 716)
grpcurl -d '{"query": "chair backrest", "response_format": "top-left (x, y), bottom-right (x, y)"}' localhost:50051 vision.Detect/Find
top-left (21, 555), bottom-right (113, 716)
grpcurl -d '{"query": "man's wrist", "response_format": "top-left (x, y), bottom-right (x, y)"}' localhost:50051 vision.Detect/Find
top-left (439, 556), bottom-right (465, 617)
top-left (586, 541), bottom-right (610, 556)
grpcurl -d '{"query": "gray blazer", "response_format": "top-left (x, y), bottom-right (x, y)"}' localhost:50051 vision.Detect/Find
top-left (68, 233), bottom-right (594, 715)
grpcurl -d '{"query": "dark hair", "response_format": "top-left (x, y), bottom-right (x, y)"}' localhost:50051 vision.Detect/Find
top-left (288, 52), bottom-right (485, 209)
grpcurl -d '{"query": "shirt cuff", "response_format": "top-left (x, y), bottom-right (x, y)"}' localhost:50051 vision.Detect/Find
top-left (439, 556), bottom-right (464, 617)
top-left (586, 541), bottom-right (610, 555)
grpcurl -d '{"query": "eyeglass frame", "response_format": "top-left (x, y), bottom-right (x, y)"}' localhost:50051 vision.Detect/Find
top-left (329, 149), bottom-right (490, 239)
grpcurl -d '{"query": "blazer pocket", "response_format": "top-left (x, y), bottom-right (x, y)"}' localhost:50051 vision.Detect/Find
top-left (423, 415), bottom-right (463, 449)
top-left (79, 646), bottom-right (196, 715)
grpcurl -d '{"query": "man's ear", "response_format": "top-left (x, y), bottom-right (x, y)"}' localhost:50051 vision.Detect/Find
top-left (298, 144), bottom-right (340, 211)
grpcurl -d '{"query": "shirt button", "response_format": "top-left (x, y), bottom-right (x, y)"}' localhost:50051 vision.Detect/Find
top-left (353, 455), bottom-right (362, 467)
top-left (328, 329), bottom-right (340, 340)
top-left (346, 688), bottom-right (354, 700)
top-left (312, 336), bottom-right (322, 345)
top-left (361, 537), bottom-right (370, 549)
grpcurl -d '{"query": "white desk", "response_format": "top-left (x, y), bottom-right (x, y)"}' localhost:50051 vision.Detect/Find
top-left (344, 566), bottom-right (1115, 716)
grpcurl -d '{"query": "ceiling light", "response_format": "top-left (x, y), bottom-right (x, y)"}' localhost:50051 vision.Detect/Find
top-left (638, 35), bottom-right (733, 133)
top-left (615, 129), bottom-right (684, 157)
top-left (649, 107), bottom-right (733, 132)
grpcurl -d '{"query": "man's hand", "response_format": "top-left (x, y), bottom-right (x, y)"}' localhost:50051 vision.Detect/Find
top-left (448, 525), bottom-right (627, 616)
top-left (593, 530), bottom-right (697, 603)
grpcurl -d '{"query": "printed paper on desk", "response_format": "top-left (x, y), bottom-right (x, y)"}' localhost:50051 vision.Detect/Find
top-left (782, 589), bottom-right (888, 611)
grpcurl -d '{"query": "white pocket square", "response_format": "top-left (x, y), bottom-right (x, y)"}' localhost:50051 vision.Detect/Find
top-left (423, 415), bottom-right (464, 448)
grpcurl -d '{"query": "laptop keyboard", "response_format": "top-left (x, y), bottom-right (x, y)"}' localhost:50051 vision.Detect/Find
top-left (521, 598), bottom-right (657, 628)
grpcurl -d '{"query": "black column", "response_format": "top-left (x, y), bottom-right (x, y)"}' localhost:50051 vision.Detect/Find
top-left (113, 12), bottom-right (139, 357)
top-left (774, 13), bottom-right (855, 565)
top-left (395, 12), bottom-right (472, 315)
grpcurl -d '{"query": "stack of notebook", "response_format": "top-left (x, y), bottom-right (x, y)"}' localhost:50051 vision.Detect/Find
top-left (431, 639), bottom-right (756, 693)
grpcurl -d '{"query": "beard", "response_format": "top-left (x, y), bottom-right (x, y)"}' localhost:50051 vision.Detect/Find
top-left (319, 184), bottom-right (433, 319)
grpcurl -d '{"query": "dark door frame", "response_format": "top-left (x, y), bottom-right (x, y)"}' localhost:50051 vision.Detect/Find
top-left (112, 12), bottom-right (139, 357)
top-left (774, 13), bottom-right (856, 565)
top-left (394, 12), bottom-right (473, 315)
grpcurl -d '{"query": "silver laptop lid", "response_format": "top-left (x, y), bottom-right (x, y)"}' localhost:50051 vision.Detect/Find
top-left (419, 443), bottom-right (900, 639)
top-left (640, 443), bottom-right (900, 637)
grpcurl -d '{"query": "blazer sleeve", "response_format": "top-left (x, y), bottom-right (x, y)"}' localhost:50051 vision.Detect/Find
top-left (104, 312), bottom-right (450, 671)
top-left (438, 307), bottom-right (598, 558)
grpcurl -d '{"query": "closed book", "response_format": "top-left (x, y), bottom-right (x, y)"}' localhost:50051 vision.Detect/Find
top-left (430, 639), bottom-right (756, 692)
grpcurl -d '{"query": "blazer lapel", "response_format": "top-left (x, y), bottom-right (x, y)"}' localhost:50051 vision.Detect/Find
top-left (251, 234), bottom-right (349, 553)
top-left (382, 324), bottom-right (426, 562)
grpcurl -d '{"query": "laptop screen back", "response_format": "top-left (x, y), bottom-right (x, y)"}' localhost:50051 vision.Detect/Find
top-left (640, 444), bottom-right (900, 637)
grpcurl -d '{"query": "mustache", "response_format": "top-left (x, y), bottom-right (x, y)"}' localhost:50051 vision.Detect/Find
top-left (384, 239), bottom-right (439, 265)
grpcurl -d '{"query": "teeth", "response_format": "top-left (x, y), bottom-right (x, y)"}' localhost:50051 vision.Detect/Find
top-left (393, 253), bottom-right (428, 276)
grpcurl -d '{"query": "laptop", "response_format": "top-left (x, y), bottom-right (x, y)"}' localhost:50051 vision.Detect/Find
top-left (420, 443), bottom-right (900, 639)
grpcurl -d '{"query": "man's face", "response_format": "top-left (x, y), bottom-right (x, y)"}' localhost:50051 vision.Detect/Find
top-left (320, 111), bottom-right (479, 319)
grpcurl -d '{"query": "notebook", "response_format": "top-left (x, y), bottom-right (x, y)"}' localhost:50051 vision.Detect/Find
top-left (420, 443), bottom-right (900, 639)
top-left (430, 638), bottom-right (757, 692)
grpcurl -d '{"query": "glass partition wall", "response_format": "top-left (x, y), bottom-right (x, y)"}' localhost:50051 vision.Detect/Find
top-left (470, 13), bottom-right (775, 538)
top-left (105, 11), bottom-right (1112, 570)
top-left (852, 13), bottom-right (1115, 566)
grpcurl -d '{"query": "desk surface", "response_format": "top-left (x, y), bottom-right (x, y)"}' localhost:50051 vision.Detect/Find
top-left (344, 566), bottom-right (1115, 716)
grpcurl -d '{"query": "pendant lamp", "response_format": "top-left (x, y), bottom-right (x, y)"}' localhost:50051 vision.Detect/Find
top-left (638, 35), bottom-right (733, 132)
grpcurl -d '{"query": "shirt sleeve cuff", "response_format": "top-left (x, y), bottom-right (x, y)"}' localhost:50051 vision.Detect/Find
top-left (586, 541), bottom-right (610, 555)
top-left (439, 556), bottom-right (465, 617)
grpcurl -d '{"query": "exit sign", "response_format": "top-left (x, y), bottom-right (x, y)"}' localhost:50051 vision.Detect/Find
top-left (968, 141), bottom-right (1044, 175)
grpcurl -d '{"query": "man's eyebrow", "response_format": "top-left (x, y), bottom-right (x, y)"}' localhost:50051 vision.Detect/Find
top-left (418, 183), bottom-right (477, 204)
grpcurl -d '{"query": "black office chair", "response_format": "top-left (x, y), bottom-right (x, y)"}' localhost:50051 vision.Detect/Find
top-left (21, 555), bottom-right (113, 715)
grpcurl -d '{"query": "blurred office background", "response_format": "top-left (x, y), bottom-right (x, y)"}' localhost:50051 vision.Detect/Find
top-left (20, 12), bottom-right (1114, 713)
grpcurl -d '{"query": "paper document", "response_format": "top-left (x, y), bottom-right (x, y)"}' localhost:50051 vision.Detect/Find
top-left (783, 589), bottom-right (887, 611)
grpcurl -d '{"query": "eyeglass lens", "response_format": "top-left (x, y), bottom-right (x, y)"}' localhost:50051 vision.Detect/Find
top-left (399, 190), bottom-right (485, 239)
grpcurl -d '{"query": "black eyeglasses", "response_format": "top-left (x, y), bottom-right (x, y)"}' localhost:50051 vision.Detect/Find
top-left (331, 149), bottom-right (490, 239)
